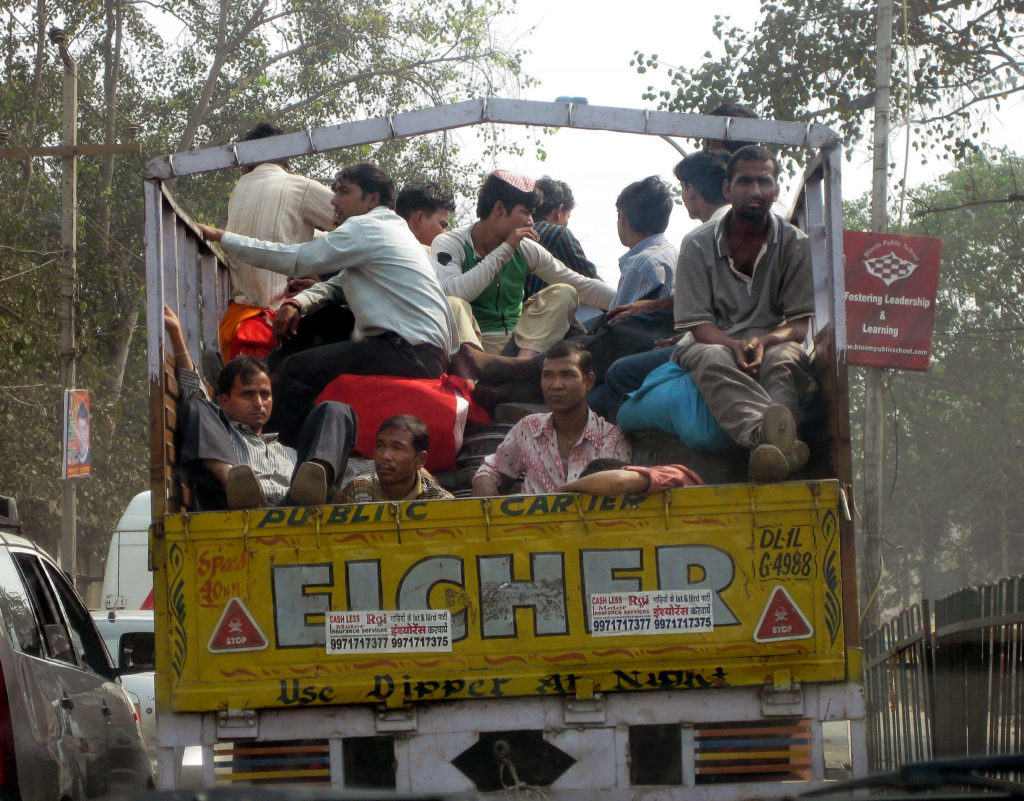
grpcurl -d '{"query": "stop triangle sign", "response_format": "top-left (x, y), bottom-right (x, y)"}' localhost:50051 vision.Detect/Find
top-left (208, 597), bottom-right (269, 653)
top-left (754, 586), bottom-right (813, 643)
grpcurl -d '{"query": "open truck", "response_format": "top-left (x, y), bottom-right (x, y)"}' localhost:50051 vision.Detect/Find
top-left (145, 99), bottom-right (865, 797)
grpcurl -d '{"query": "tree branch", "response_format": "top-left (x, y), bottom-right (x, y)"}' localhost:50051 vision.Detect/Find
top-left (910, 193), bottom-right (1024, 217)
top-left (209, 48), bottom-right (501, 145)
top-left (911, 84), bottom-right (1024, 124)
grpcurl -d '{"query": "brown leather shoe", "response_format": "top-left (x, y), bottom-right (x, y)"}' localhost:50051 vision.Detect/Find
top-left (226, 465), bottom-right (266, 510)
top-left (749, 444), bottom-right (791, 483)
top-left (290, 461), bottom-right (327, 506)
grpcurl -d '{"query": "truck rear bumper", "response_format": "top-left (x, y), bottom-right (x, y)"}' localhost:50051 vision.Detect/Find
top-left (158, 680), bottom-right (866, 798)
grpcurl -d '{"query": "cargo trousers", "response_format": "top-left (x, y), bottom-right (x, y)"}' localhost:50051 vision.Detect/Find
top-left (672, 337), bottom-right (811, 448)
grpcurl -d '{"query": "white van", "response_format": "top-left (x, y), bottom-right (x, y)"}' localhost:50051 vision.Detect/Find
top-left (102, 490), bottom-right (153, 610)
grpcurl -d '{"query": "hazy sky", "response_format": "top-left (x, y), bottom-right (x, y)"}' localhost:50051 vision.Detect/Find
top-left (472, 0), bottom-right (1023, 285)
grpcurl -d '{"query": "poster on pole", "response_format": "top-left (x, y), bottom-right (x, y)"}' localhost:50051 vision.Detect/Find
top-left (62, 389), bottom-right (91, 479)
top-left (844, 231), bottom-right (941, 371)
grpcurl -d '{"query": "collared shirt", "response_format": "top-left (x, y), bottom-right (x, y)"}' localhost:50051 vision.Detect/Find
top-left (338, 471), bottom-right (453, 503)
top-left (432, 224), bottom-right (615, 331)
top-left (611, 234), bottom-right (678, 308)
top-left (220, 205), bottom-right (459, 355)
top-left (475, 410), bottom-right (632, 494)
top-left (526, 220), bottom-right (598, 298)
top-left (225, 163), bottom-right (335, 309)
top-left (176, 367), bottom-right (295, 505)
top-left (673, 210), bottom-right (813, 338)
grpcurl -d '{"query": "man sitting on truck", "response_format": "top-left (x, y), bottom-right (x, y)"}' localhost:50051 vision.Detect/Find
top-left (396, 180), bottom-right (456, 248)
top-left (672, 145), bottom-right (813, 482)
top-left (524, 176), bottom-right (600, 300)
top-left (165, 305), bottom-right (357, 509)
top-left (339, 415), bottom-right (453, 503)
top-left (471, 341), bottom-right (631, 496)
top-left (456, 173), bottom-right (682, 406)
top-left (218, 122), bottom-right (336, 362)
top-left (589, 149), bottom-right (730, 421)
top-left (196, 163), bottom-right (459, 447)
top-left (434, 170), bottom-right (614, 361)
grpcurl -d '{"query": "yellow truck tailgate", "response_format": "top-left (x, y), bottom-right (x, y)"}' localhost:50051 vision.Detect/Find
top-left (153, 481), bottom-right (846, 712)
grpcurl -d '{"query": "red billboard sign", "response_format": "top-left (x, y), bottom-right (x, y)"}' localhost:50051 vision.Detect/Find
top-left (844, 231), bottom-right (941, 371)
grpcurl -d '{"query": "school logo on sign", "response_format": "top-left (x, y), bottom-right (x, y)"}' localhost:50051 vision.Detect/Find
top-left (208, 597), bottom-right (268, 653)
top-left (753, 586), bottom-right (813, 643)
top-left (863, 251), bottom-right (918, 286)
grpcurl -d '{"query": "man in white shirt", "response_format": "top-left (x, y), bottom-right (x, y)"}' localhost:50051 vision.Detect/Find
top-left (197, 163), bottom-right (458, 445)
top-left (433, 170), bottom-right (614, 362)
top-left (219, 122), bottom-right (336, 361)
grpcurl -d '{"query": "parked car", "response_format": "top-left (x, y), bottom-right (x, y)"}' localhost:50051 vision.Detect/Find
top-left (90, 607), bottom-right (203, 788)
top-left (0, 493), bottom-right (153, 800)
top-left (92, 609), bottom-right (157, 759)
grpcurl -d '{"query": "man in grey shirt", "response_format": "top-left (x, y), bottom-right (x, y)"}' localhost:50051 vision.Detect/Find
top-left (672, 145), bottom-right (814, 482)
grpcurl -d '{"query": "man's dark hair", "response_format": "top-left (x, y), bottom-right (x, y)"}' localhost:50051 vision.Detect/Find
top-left (673, 151), bottom-right (729, 204)
top-left (395, 181), bottom-right (456, 221)
top-left (536, 177), bottom-right (575, 219)
top-left (476, 172), bottom-right (542, 219)
top-left (727, 145), bottom-right (781, 181)
top-left (334, 163), bottom-right (396, 209)
top-left (218, 355), bottom-right (271, 397)
top-left (240, 122), bottom-right (288, 168)
top-left (708, 102), bottom-right (759, 153)
top-left (543, 340), bottom-right (594, 376)
top-left (378, 414), bottom-right (430, 453)
top-left (241, 122), bottom-right (283, 141)
top-left (615, 176), bottom-right (673, 235)
top-left (580, 458), bottom-right (627, 478)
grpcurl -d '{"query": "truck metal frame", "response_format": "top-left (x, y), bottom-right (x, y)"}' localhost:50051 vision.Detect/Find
top-left (144, 98), bottom-right (864, 797)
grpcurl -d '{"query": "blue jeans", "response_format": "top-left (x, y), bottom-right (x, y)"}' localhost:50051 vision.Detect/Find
top-left (588, 348), bottom-right (672, 423)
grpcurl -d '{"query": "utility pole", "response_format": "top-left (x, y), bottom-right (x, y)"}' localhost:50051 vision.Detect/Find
top-left (52, 27), bottom-right (79, 585)
top-left (0, 31), bottom-right (140, 589)
top-left (863, 0), bottom-right (893, 633)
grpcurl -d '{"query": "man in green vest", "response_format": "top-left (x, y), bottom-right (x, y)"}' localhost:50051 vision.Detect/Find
top-left (432, 170), bottom-right (614, 364)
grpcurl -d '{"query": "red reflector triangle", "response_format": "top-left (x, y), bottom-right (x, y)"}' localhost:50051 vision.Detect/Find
top-left (207, 597), bottom-right (268, 653)
top-left (753, 586), bottom-right (813, 643)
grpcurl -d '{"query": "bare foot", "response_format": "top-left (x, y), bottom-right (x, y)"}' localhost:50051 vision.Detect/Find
top-left (449, 343), bottom-right (485, 381)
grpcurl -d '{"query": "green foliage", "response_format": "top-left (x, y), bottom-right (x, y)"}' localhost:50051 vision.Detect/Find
top-left (849, 149), bottom-right (1024, 606)
top-left (0, 0), bottom-right (530, 588)
top-left (635, 0), bottom-right (1024, 164)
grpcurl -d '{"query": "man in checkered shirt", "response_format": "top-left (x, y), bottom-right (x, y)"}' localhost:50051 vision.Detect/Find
top-left (672, 145), bottom-right (815, 482)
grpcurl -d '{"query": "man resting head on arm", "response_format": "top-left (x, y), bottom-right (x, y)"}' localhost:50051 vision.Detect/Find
top-left (558, 458), bottom-right (703, 496)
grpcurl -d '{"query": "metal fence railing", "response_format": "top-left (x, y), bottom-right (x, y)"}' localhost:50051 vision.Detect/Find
top-left (864, 575), bottom-right (1024, 772)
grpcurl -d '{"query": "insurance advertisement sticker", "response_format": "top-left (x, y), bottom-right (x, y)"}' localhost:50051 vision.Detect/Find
top-left (326, 609), bottom-right (452, 654)
top-left (590, 590), bottom-right (714, 636)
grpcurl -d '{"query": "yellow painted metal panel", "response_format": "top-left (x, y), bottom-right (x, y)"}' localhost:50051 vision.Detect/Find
top-left (152, 481), bottom-right (846, 712)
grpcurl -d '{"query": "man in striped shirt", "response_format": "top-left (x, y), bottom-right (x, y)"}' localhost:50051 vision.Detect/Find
top-left (166, 306), bottom-right (356, 510)
top-left (525, 176), bottom-right (599, 300)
